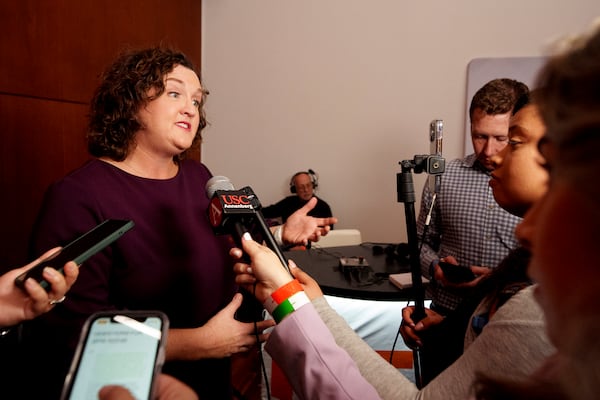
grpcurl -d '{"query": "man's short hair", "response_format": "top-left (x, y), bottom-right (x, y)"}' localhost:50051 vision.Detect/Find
top-left (469, 78), bottom-right (529, 120)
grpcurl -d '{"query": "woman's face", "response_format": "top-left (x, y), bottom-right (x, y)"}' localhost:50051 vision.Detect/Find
top-left (489, 104), bottom-right (549, 217)
top-left (515, 138), bottom-right (600, 355)
top-left (135, 65), bottom-right (203, 158)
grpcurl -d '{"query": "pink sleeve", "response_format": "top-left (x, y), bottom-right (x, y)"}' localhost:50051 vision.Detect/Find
top-left (265, 304), bottom-right (381, 400)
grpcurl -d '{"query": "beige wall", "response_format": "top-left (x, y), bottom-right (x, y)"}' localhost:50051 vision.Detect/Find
top-left (201, 1), bottom-right (600, 243)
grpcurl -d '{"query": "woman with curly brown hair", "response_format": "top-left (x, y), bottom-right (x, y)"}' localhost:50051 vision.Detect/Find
top-left (16, 47), bottom-right (335, 399)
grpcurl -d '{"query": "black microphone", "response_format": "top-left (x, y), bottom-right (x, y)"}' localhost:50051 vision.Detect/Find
top-left (205, 176), bottom-right (292, 276)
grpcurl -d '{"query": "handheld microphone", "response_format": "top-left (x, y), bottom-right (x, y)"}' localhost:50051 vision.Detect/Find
top-left (205, 176), bottom-right (292, 276)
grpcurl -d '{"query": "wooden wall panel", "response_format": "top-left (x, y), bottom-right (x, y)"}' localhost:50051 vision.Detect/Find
top-left (0, 95), bottom-right (90, 267)
top-left (0, 0), bottom-right (202, 103)
top-left (0, 0), bottom-right (202, 268)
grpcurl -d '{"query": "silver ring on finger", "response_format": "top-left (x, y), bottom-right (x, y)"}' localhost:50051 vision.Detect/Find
top-left (49, 295), bottom-right (66, 305)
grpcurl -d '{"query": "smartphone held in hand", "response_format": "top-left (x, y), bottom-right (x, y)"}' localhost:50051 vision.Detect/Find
top-left (14, 219), bottom-right (134, 291)
top-left (60, 310), bottom-right (168, 400)
top-left (438, 261), bottom-right (477, 283)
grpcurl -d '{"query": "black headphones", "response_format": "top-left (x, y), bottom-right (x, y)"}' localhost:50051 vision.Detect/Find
top-left (290, 169), bottom-right (319, 193)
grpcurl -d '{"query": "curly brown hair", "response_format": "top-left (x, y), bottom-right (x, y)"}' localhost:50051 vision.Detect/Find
top-left (87, 47), bottom-right (207, 161)
top-left (469, 78), bottom-right (529, 120)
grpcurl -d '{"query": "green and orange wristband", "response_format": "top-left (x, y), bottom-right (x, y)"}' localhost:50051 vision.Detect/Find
top-left (263, 279), bottom-right (310, 323)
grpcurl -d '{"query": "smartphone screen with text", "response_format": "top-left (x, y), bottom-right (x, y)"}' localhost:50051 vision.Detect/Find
top-left (60, 311), bottom-right (168, 400)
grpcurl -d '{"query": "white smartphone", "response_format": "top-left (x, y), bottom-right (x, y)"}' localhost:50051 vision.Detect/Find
top-left (60, 310), bottom-right (169, 400)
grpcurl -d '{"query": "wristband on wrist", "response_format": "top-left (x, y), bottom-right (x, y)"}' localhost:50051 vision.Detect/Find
top-left (271, 291), bottom-right (310, 323)
top-left (264, 279), bottom-right (310, 323)
top-left (264, 279), bottom-right (303, 314)
top-left (273, 225), bottom-right (284, 246)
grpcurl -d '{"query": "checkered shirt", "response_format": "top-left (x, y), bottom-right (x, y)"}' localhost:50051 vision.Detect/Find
top-left (417, 153), bottom-right (522, 312)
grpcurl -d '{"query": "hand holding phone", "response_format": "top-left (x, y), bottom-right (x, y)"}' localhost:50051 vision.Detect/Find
top-left (438, 261), bottom-right (477, 283)
top-left (15, 219), bottom-right (134, 291)
top-left (60, 310), bottom-right (168, 400)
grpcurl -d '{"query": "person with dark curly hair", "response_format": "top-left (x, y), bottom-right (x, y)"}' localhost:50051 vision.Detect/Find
top-left (13, 47), bottom-right (336, 399)
top-left (473, 20), bottom-right (600, 400)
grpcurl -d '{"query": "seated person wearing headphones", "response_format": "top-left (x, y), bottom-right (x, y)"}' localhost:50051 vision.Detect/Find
top-left (262, 169), bottom-right (333, 226)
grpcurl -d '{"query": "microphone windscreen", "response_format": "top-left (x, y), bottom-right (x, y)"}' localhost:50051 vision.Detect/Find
top-left (206, 176), bottom-right (235, 198)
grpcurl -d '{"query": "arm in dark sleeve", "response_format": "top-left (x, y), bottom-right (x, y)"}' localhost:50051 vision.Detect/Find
top-left (20, 179), bottom-right (113, 399)
top-left (320, 199), bottom-right (333, 218)
top-left (262, 199), bottom-right (286, 219)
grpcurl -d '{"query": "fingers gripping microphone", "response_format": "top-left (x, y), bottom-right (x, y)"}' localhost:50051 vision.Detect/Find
top-left (205, 176), bottom-right (292, 275)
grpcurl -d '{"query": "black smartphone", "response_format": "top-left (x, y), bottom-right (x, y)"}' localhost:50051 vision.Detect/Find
top-left (60, 310), bottom-right (169, 400)
top-left (14, 219), bottom-right (134, 291)
top-left (438, 261), bottom-right (476, 283)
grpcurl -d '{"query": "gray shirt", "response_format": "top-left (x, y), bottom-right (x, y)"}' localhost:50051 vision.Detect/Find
top-left (314, 285), bottom-right (553, 399)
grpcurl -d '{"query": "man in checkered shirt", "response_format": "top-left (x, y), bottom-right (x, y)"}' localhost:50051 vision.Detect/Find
top-left (417, 78), bottom-right (528, 315)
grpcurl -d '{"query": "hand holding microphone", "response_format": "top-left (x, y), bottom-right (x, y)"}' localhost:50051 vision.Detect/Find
top-left (207, 176), bottom-right (320, 324)
top-left (206, 176), bottom-right (338, 317)
top-left (232, 233), bottom-right (296, 305)
top-left (205, 175), bottom-right (292, 275)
